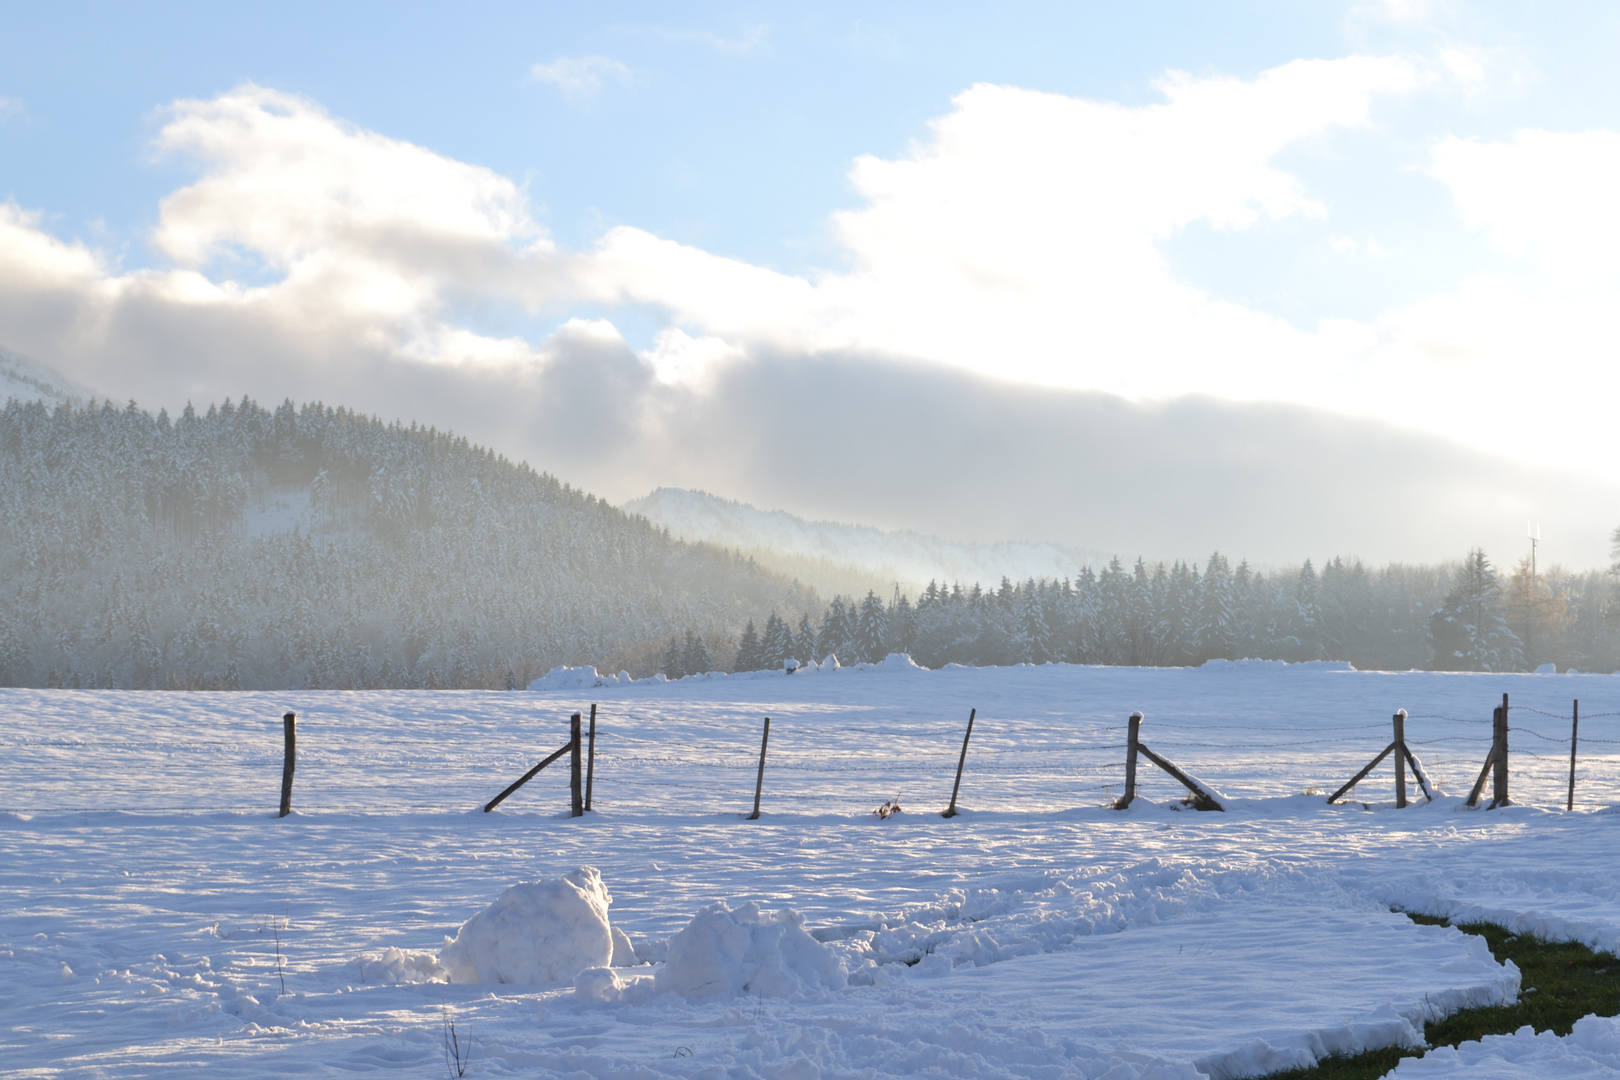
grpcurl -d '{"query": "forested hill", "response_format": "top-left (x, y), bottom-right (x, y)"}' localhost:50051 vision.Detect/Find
top-left (0, 396), bottom-right (814, 689)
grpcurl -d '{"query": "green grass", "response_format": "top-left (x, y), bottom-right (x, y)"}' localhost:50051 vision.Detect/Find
top-left (1262, 913), bottom-right (1620, 1080)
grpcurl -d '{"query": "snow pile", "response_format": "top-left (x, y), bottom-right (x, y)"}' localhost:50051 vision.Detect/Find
top-left (440, 868), bottom-right (614, 985)
top-left (579, 900), bottom-right (846, 1003)
top-left (352, 947), bottom-right (447, 984)
top-left (1199, 658), bottom-right (1356, 672)
top-left (1385, 1015), bottom-right (1620, 1077)
top-left (526, 665), bottom-right (621, 691)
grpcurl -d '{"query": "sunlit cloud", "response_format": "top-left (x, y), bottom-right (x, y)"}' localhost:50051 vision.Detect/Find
top-left (1, 52), bottom-right (1619, 557)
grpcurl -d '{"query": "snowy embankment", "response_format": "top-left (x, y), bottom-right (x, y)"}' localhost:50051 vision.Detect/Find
top-left (2, 662), bottom-right (1619, 1078)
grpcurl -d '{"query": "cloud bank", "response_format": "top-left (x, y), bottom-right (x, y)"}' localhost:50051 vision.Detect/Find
top-left (1, 64), bottom-right (1617, 565)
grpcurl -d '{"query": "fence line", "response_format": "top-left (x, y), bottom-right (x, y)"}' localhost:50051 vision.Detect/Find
top-left (4, 693), bottom-right (1619, 817)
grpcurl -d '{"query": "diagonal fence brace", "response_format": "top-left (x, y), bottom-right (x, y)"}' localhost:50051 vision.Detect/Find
top-left (484, 741), bottom-right (572, 812)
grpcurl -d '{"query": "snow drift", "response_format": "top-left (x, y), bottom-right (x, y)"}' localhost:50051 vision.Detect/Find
top-left (578, 900), bottom-right (846, 1003)
top-left (440, 868), bottom-right (615, 986)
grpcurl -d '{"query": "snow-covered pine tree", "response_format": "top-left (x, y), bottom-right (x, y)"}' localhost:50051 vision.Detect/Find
top-left (734, 619), bottom-right (762, 673)
top-left (794, 614), bottom-right (817, 665)
top-left (1017, 580), bottom-right (1051, 663)
top-left (1197, 552), bottom-right (1236, 662)
top-left (761, 612), bottom-right (794, 668)
top-left (855, 591), bottom-right (889, 663)
top-left (819, 597), bottom-right (852, 663)
top-left (1430, 549), bottom-right (1525, 672)
top-left (682, 631), bottom-right (713, 676)
top-left (661, 635), bottom-right (684, 679)
top-left (886, 591), bottom-right (914, 657)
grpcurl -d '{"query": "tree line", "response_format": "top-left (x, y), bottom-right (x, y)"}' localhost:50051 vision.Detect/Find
top-left (668, 544), bottom-right (1620, 677)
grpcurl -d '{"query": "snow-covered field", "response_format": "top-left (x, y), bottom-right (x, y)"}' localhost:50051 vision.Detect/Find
top-left (3, 662), bottom-right (1619, 1079)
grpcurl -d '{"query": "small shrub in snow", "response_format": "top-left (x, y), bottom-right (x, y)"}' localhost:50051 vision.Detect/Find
top-left (873, 796), bottom-right (903, 819)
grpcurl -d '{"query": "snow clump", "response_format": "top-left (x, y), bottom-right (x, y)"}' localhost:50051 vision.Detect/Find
top-left (526, 665), bottom-right (621, 691)
top-left (440, 867), bottom-right (615, 985)
top-left (577, 900), bottom-right (846, 1003)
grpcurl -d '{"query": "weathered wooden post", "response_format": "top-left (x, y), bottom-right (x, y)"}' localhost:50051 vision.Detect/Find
top-left (585, 703), bottom-right (598, 812)
top-left (942, 708), bottom-right (976, 818)
top-left (1393, 709), bottom-right (1407, 809)
top-left (1567, 699), bottom-right (1579, 813)
top-left (278, 712), bottom-right (296, 818)
top-left (569, 712), bottom-right (584, 818)
top-left (747, 717), bottom-right (770, 820)
top-left (1114, 712), bottom-right (1143, 810)
top-left (1493, 693), bottom-right (1510, 808)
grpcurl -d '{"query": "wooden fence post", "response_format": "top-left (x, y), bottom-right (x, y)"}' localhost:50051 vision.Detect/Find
top-left (942, 708), bottom-right (977, 818)
top-left (1114, 712), bottom-right (1143, 809)
top-left (569, 712), bottom-right (583, 818)
top-left (585, 703), bottom-right (597, 812)
top-left (1493, 693), bottom-right (1510, 808)
top-left (278, 712), bottom-right (296, 818)
top-left (1567, 699), bottom-right (1579, 813)
top-left (1466, 705), bottom-right (1498, 808)
top-left (747, 717), bottom-right (770, 820)
top-left (1393, 709), bottom-right (1407, 809)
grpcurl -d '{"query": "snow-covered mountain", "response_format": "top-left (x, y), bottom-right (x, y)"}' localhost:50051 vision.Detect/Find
top-left (624, 487), bottom-right (1102, 594)
top-left (0, 346), bottom-right (96, 406)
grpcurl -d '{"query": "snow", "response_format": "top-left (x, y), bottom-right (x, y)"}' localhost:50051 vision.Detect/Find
top-left (624, 485), bottom-right (1101, 591)
top-left (3, 662), bottom-right (1619, 1078)
top-left (439, 868), bottom-right (614, 985)
top-left (1384, 1016), bottom-right (1620, 1077)
top-left (526, 664), bottom-right (623, 691)
top-left (0, 345), bottom-right (94, 406)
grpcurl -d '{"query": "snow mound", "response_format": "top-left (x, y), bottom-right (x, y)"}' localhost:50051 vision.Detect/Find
top-left (352, 947), bottom-right (447, 984)
top-left (1384, 1014), bottom-right (1620, 1077)
top-left (440, 868), bottom-right (614, 985)
top-left (578, 900), bottom-right (846, 1003)
top-left (1199, 658), bottom-right (1356, 672)
top-left (526, 665), bottom-right (621, 691)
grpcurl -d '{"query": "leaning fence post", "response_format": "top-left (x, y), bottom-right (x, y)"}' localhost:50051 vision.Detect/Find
top-left (747, 717), bottom-right (770, 820)
top-left (1393, 709), bottom-right (1407, 809)
top-left (585, 703), bottom-right (597, 812)
top-left (1114, 712), bottom-right (1143, 809)
top-left (278, 712), bottom-right (296, 818)
top-left (1567, 699), bottom-right (1579, 813)
top-left (569, 712), bottom-right (583, 818)
top-left (942, 708), bottom-right (977, 818)
top-left (1493, 693), bottom-right (1510, 808)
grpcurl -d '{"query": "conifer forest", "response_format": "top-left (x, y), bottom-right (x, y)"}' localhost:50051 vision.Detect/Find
top-left (3, 396), bottom-right (1617, 689)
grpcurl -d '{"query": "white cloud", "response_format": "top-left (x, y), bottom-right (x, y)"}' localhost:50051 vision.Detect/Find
top-left (582, 56), bottom-right (1432, 404)
top-left (0, 96), bottom-right (24, 123)
top-left (4, 58), bottom-right (1620, 516)
top-left (529, 56), bottom-right (632, 101)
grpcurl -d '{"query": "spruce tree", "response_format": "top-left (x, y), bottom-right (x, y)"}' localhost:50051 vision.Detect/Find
top-left (856, 591), bottom-right (889, 663)
top-left (734, 619), bottom-right (762, 672)
top-left (1430, 549), bottom-right (1525, 672)
top-left (682, 631), bottom-right (713, 676)
top-left (794, 614), bottom-right (817, 665)
top-left (661, 635), bottom-right (684, 679)
top-left (761, 612), bottom-right (794, 668)
top-left (1197, 552), bottom-right (1236, 662)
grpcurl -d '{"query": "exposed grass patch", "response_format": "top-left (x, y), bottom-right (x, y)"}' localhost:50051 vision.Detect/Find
top-left (1263, 912), bottom-right (1620, 1080)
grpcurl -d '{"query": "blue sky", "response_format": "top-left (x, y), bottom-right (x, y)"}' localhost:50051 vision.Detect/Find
top-left (3, 1), bottom-right (1619, 564)
top-left (6, 1), bottom-right (1604, 309)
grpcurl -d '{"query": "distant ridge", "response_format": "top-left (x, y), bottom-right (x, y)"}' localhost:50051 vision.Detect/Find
top-left (0, 346), bottom-right (97, 406)
top-left (624, 487), bottom-right (1103, 595)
